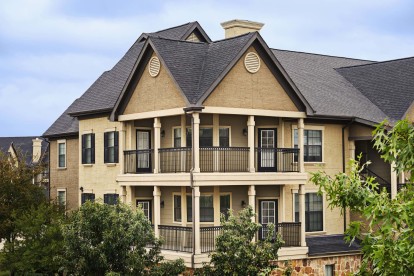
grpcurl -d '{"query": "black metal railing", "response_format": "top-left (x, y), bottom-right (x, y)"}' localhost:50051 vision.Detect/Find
top-left (257, 223), bottom-right (301, 247)
top-left (200, 226), bottom-right (223, 253)
top-left (255, 148), bottom-right (299, 172)
top-left (158, 225), bottom-right (193, 252)
top-left (124, 149), bottom-right (154, 173)
top-left (200, 147), bottom-right (249, 172)
top-left (159, 147), bottom-right (192, 173)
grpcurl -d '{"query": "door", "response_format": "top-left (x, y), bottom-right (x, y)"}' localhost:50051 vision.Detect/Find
top-left (259, 199), bottom-right (278, 240)
top-left (258, 129), bottom-right (277, 172)
top-left (136, 130), bottom-right (151, 173)
top-left (136, 200), bottom-right (152, 223)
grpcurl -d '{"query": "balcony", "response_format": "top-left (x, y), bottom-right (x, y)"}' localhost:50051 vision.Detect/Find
top-left (156, 222), bottom-right (301, 253)
top-left (123, 147), bottom-right (299, 174)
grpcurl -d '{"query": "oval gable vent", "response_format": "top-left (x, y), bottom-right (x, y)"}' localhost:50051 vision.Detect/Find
top-left (149, 57), bottom-right (161, 77)
top-left (244, 52), bottom-right (260, 73)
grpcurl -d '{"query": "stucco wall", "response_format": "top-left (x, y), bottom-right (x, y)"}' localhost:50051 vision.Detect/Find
top-left (49, 137), bottom-right (79, 211)
top-left (203, 47), bottom-right (298, 112)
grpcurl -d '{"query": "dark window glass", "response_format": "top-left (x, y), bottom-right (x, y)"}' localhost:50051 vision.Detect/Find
top-left (294, 129), bottom-right (322, 162)
top-left (200, 195), bottom-right (214, 222)
top-left (174, 195), bottom-right (182, 222)
top-left (174, 128), bottom-right (181, 148)
top-left (104, 131), bottom-right (119, 163)
top-left (220, 194), bottom-right (231, 220)
top-left (58, 142), bottom-right (66, 167)
top-left (219, 128), bottom-right (230, 147)
top-left (199, 128), bottom-right (213, 147)
top-left (82, 133), bottom-right (95, 164)
top-left (295, 193), bottom-right (323, 232)
top-left (186, 195), bottom-right (192, 222)
top-left (104, 194), bottom-right (119, 205)
top-left (81, 193), bottom-right (95, 204)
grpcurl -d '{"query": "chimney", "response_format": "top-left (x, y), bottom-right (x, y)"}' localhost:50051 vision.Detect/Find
top-left (221, 19), bottom-right (264, 38)
top-left (32, 138), bottom-right (42, 163)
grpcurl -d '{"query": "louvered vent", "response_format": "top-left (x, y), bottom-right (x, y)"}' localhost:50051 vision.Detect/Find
top-left (244, 52), bottom-right (260, 73)
top-left (149, 57), bottom-right (160, 77)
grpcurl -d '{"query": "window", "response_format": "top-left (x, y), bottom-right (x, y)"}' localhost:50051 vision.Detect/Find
top-left (137, 200), bottom-right (151, 222)
top-left (295, 193), bottom-right (323, 232)
top-left (82, 133), bottom-right (95, 164)
top-left (57, 189), bottom-right (66, 207)
top-left (174, 195), bottom-right (182, 222)
top-left (173, 128), bottom-right (181, 148)
top-left (199, 128), bottom-right (213, 147)
top-left (81, 193), bottom-right (95, 204)
top-left (219, 128), bottom-right (230, 147)
top-left (104, 131), bottom-right (119, 163)
top-left (186, 194), bottom-right (214, 222)
top-left (220, 194), bottom-right (231, 220)
top-left (294, 129), bottom-right (322, 162)
top-left (325, 264), bottom-right (334, 276)
top-left (104, 193), bottom-right (119, 205)
top-left (58, 141), bottom-right (66, 168)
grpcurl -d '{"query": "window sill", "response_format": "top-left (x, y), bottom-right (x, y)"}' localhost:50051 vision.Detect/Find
top-left (304, 162), bottom-right (325, 166)
top-left (305, 231), bottom-right (326, 236)
top-left (57, 167), bottom-right (67, 170)
top-left (105, 163), bottom-right (117, 167)
top-left (83, 164), bottom-right (93, 167)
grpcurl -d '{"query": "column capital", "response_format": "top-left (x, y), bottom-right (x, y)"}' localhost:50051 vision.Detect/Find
top-left (194, 186), bottom-right (200, 197)
top-left (299, 184), bottom-right (306, 195)
top-left (248, 185), bottom-right (256, 196)
top-left (192, 112), bottom-right (200, 124)
top-left (247, 115), bottom-right (255, 126)
top-left (153, 186), bottom-right (161, 197)
top-left (298, 118), bottom-right (304, 129)
top-left (153, 117), bottom-right (161, 128)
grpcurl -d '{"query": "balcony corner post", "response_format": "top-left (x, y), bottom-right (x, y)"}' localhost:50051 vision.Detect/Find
top-left (298, 118), bottom-right (305, 173)
top-left (154, 118), bottom-right (161, 173)
top-left (194, 186), bottom-right (201, 254)
top-left (299, 184), bottom-right (306, 247)
top-left (391, 161), bottom-right (398, 199)
top-left (193, 113), bottom-right (200, 173)
top-left (153, 186), bottom-right (161, 238)
top-left (247, 116), bottom-right (255, 172)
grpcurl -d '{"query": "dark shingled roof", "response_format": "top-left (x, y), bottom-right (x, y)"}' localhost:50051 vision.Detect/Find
top-left (147, 22), bottom-right (201, 40)
top-left (43, 99), bottom-right (80, 137)
top-left (272, 49), bottom-right (388, 124)
top-left (337, 57), bottom-right (414, 122)
top-left (306, 235), bottom-right (361, 256)
top-left (150, 32), bottom-right (255, 104)
top-left (0, 137), bottom-right (48, 165)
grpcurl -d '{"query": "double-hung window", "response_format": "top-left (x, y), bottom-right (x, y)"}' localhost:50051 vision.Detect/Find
top-left (294, 129), bottom-right (322, 162)
top-left (104, 131), bottom-right (119, 163)
top-left (185, 127), bottom-right (229, 147)
top-left (58, 141), bottom-right (66, 168)
top-left (57, 189), bottom-right (66, 207)
top-left (104, 193), bottom-right (119, 205)
top-left (219, 127), bottom-right (230, 147)
top-left (82, 133), bottom-right (95, 164)
top-left (173, 128), bottom-right (182, 148)
top-left (81, 193), bottom-right (95, 204)
top-left (220, 194), bottom-right (231, 220)
top-left (174, 195), bottom-right (182, 222)
top-left (295, 192), bottom-right (323, 232)
top-left (186, 194), bottom-right (214, 222)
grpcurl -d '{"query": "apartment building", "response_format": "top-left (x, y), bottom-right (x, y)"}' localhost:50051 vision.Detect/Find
top-left (43, 20), bottom-right (414, 272)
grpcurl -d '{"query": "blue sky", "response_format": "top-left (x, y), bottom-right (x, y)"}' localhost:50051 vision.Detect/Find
top-left (1, 0), bottom-right (413, 136)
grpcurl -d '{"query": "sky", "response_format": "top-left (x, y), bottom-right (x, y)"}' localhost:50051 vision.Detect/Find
top-left (1, 0), bottom-right (413, 137)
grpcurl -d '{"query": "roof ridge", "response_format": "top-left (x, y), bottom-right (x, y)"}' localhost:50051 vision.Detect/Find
top-left (151, 21), bottom-right (196, 34)
top-left (148, 35), bottom-right (207, 45)
top-left (0, 136), bottom-right (41, 139)
top-left (211, 32), bottom-right (255, 43)
top-left (271, 48), bottom-right (375, 62)
top-left (337, 56), bottom-right (414, 70)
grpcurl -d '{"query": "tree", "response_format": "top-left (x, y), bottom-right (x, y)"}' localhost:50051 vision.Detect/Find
top-left (0, 202), bottom-right (66, 274)
top-left (197, 206), bottom-right (283, 276)
top-left (0, 150), bottom-right (47, 243)
top-left (311, 119), bottom-right (414, 275)
top-left (61, 201), bottom-right (185, 275)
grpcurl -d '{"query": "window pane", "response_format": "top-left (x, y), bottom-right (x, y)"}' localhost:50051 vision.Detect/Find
top-left (104, 194), bottom-right (118, 205)
top-left (200, 128), bottom-right (213, 147)
top-left (186, 195), bottom-right (192, 222)
top-left (174, 195), bottom-right (182, 222)
top-left (219, 128), bottom-right (229, 147)
top-left (58, 191), bottom-right (66, 206)
top-left (294, 130), bottom-right (322, 162)
top-left (174, 128), bottom-right (181, 148)
top-left (200, 195), bottom-right (214, 222)
top-left (186, 128), bottom-right (192, 147)
top-left (220, 194), bottom-right (230, 220)
top-left (295, 193), bottom-right (323, 232)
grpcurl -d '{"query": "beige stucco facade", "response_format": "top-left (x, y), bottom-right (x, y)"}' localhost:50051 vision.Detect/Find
top-left (49, 137), bottom-right (79, 211)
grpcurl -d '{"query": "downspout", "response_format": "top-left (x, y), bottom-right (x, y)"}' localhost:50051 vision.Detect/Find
top-left (342, 119), bottom-right (354, 232)
top-left (45, 138), bottom-right (51, 200)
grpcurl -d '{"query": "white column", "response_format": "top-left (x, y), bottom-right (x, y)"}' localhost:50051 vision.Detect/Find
top-left (119, 123), bottom-right (125, 174)
top-left (120, 186), bottom-right (127, 204)
top-left (153, 118), bottom-right (161, 173)
top-left (349, 140), bottom-right (356, 161)
top-left (213, 186), bottom-right (220, 226)
top-left (391, 162), bottom-right (398, 199)
top-left (299, 184), bottom-right (306, 247)
top-left (153, 186), bottom-right (161, 237)
top-left (298, 119), bottom-right (305, 173)
top-left (248, 185), bottom-right (256, 219)
top-left (126, 186), bottom-right (133, 206)
top-left (181, 115), bottom-right (187, 147)
top-left (193, 113), bottom-right (200, 173)
top-left (194, 186), bottom-right (201, 254)
top-left (248, 116), bottom-right (255, 172)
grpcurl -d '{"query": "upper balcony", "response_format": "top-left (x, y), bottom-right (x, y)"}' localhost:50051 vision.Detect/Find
top-left (124, 147), bottom-right (299, 174)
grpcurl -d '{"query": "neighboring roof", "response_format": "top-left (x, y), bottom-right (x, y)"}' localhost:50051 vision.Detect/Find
top-left (0, 137), bottom-right (48, 164)
top-left (144, 21), bottom-right (211, 42)
top-left (272, 49), bottom-right (388, 124)
top-left (306, 235), bottom-right (361, 257)
top-left (43, 99), bottom-right (80, 138)
top-left (337, 57), bottom-right (414, 122)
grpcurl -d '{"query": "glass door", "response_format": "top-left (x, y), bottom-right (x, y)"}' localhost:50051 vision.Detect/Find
top-left (258, 129), bottom-right (277, 172)
top-left (259, 200), bottom-right (278, 240)
top-left (136, 130), bottom-right (151, 173)
top-left (136, 200), bottom-right (152, 222)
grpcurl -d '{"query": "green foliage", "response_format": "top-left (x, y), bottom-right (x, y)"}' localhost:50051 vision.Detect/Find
top-left (62, 201), bottom-right (185, 275)
top-left (0, 151), bottom-right (47, 243)
top-left (0, 203), bottom-right (66, 274)
top-left (197, 206), bottom-right (282, 276)
top-left (311, 119), bottom-right (414, 275)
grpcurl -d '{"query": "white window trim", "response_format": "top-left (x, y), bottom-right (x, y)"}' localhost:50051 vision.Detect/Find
top-left (172, 192), bottom-right (183, 224)
top-left (135, 197), bottom-right (153, 222)
top-left (57, 188), bottom-right (67, 207)
top-left (256, 196), bottom-right (281, 225)
top-left (292, 189), bottom-right (326, 234)
top-left (218, 126), bottom-right (231, 147)
top-left (57, 139), bottom-right (67, 169)
top-left (255, 125), bottom-right (279, 148)
top-left (292, 125), bottom-right (325, 164)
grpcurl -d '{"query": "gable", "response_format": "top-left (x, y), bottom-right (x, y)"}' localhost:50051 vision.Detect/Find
top-left (123, 52), bottom-right (187, 115)
top-left (203, 46), bottom-right (299, 112)
top-left (405, 102), bottom-right (414, 123)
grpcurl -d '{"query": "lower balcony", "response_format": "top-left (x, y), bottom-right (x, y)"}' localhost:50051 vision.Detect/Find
top-left (155, 222), bottom-right (301, 254)
top-left (124, 147), bottom-right (299, 174)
